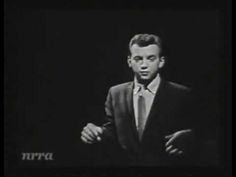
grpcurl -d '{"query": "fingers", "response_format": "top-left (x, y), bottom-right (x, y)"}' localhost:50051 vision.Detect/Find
top-left (165, 145), bottom-right (173, 153)
top-left (81, 123), bottom-right (103, 144)
top-left (81, 131), bottom-right (94, 143)
top-left (177, 150), bottom-right (183, 155)
top-left (81, 135), bottom-right (93, 144)
top-left (165, 135), bottom-right (176, 147)
top-left (169, 149), bottom-right (183, 155)
top-left (95, 126), bottom-right (103, 135)
top-left (165, 132), bottom-right (176, 147)
top-left (165, 133), bottom-right (174, 139)
top-left (83, 126), bottom-right (97, 138)
top-left (165, 139), bottom-right (183, 156)
top-left (169, 148), bottom-right (178, 155)
top-left (165, 145), bottom-right (183, 155)
top-left (165, 131), bottom-right (184, 147)
top-left (87, 123), bottom-right (103, 136)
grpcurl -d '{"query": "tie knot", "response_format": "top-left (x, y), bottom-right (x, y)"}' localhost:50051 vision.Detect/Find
top-left (139, 85), bottom-right (147, 96)
top-left (140, 84), bottom-right (147, 91)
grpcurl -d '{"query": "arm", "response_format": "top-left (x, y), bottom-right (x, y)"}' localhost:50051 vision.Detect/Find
top-left (165, 129), bottom-right (195, 155)
top-left (164, 89), bottom-right (197, 156)
top-left (81, 88), bottom-right (117, 144)
top-left (101, 88), bottom-right (117, 142)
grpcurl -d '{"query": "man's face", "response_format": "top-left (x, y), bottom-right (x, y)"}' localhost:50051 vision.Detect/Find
top-left (128, 44), bottom-right (165, 83)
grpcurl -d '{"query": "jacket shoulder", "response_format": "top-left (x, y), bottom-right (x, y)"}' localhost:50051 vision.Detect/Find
top-left (165, 81), bottom-right (192, 95)
top-left (109, 82), bottom-right (132, 93)
top-left (168, 81), bottom-right (191, 91)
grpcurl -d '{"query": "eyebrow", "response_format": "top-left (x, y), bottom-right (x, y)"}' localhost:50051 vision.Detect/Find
top-left (147, 55), bottom-right (156, 58)
top-left (133, 55), bottom-right (143, 58)
top-left (132, 54), bottom-right (157, 58)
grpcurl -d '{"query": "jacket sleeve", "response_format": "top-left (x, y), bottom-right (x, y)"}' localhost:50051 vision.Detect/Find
top-left (101, 88), bottom-right (117, 142)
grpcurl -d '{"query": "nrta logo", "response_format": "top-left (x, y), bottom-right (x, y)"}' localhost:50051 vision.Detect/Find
top-left (21, 152), bottom-right (53, 160)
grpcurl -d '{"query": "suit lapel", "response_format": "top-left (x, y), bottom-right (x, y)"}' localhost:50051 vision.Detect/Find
top-left (142, 79), bottom-right (167, 140)
top-left (124, 80), bottom-right (168, 143)
top-left (125, 82), bottom-right (139, 142)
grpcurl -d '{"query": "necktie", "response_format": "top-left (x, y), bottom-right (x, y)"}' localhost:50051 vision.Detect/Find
top-left (137, 90), bottom-right (146, 141)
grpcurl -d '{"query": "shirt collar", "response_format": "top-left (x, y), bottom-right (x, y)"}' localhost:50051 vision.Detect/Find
top-left (133, 74), bottom-right (161, 95)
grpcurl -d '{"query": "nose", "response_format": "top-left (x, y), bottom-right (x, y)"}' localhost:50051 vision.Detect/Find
top-left (140, 59), bottom-right (148, 69)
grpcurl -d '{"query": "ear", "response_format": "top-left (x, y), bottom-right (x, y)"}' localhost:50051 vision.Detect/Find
top-left (158, 56), bottom-right (165, 69)
top-left (127, 56), bottom-right (132, 68)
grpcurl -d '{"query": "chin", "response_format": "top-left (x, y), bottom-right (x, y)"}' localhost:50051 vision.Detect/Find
top-left (138, 76), bottom-right (152, 82)
top-left (138, 75), bottom-right (156, 83)
top-left (140, 77), bottom-right (151, 80)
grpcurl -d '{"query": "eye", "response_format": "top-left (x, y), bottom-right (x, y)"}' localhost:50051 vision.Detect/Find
top-left (133, 56), bottom-right (142, 61)
top-left (147, 55), bottom-right (157, 61)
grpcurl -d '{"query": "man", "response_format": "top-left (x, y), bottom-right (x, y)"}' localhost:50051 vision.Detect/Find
top-left (81, 34), bottom-right (196, 166)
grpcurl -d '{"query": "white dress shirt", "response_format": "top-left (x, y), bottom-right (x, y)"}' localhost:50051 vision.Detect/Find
top-left (133, 74), bottom-right (161, 129)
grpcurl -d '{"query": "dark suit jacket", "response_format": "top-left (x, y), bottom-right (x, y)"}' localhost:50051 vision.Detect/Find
top-left (102, 79), bottom-right (196, 166)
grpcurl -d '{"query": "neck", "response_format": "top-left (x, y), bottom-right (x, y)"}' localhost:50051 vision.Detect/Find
top-left (135, 75), bottom-right (159, 87)
top-left (137, 80), bottom-right (150, 87)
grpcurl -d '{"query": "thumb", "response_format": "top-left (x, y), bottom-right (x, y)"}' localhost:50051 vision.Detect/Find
top-left (96, 127), bottom-right (103, 141)
top-left (96, 126), bottom-right (103, 135)
top-left (165, 133), bottom-right (175, 139)
top-left (96, 136), bottom-right (101, 141)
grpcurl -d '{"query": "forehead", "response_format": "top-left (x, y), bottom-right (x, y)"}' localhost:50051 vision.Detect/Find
top-left (130, 44), bottom-right (160, 56)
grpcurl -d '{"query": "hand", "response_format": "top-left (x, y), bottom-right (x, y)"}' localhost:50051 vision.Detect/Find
top-left (165, 129), bottom-right (193, 156)
top-left (81, 123), bottom-right (103, 144)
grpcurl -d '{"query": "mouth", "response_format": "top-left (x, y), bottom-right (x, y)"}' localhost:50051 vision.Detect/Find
top-left (140, 71), bottom-right (149, 76)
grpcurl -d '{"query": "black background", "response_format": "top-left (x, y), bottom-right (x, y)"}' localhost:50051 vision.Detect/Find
top-left (5, 1), bottom-right (231, 176)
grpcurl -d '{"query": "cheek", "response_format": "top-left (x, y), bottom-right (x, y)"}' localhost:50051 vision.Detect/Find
top-left (130, 63), bottom-right (139, 69)
top-left (132, 66), bottom-right (139, 72)
top-left (150, 63), bottom-right (159, 71)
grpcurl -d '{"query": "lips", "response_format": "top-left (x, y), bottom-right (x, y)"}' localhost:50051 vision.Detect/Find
top-left (140, 71), bottom-right (149, 75)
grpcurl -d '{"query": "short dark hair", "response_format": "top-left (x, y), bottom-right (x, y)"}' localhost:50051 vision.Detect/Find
top-left (128, 34), bottom-right (165, 57)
